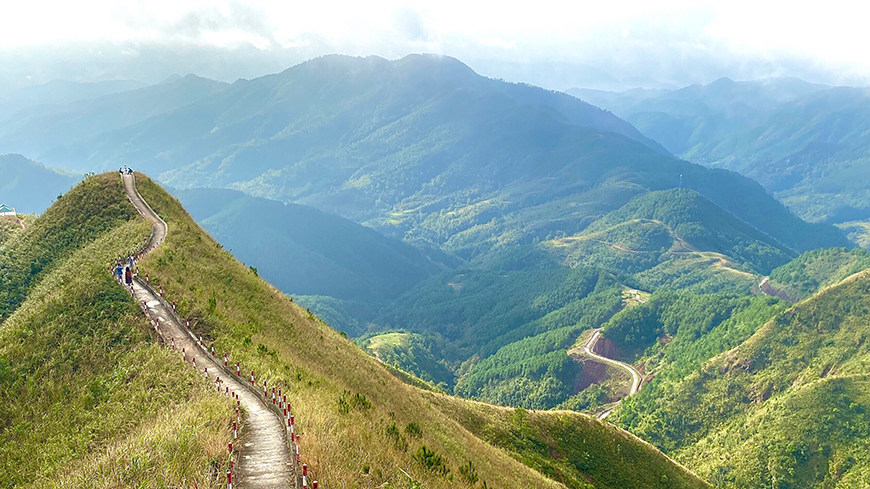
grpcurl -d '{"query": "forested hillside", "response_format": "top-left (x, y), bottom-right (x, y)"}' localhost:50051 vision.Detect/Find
top-left (610, 266), bottom-right (870, 488)
top-left (768, 247), bottom-right (870, 301)
top-left (169, 183), bottom-right (850, 412)
top-left (548, 189), bottom-right (794, 293)
top-left (572, 79), bottom-right (870, 228)
top-left (173, 187), bottom-right (446, 308)
top-left (0, 56), bottom-right (847, 263)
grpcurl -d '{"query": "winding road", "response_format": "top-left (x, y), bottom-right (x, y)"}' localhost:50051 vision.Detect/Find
top-left (121, 173), bottom-right (295, 488)
top-left (580, 329), bottom-right (643, 419)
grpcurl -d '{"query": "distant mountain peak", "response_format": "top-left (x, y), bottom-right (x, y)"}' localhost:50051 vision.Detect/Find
top-left (159, 73), bottom-right (183, 84)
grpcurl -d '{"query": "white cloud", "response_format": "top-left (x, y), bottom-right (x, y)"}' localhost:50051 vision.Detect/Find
top-left (478, 37), bottom-right (515, 50)
top-left (0, 0), bottom-right (867, 86)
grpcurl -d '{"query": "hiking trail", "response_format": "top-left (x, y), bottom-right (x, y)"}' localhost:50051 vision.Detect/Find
top-left (121, 172), bottom-right (295, 488)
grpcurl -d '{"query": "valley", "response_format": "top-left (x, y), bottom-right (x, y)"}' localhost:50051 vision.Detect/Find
top-left (2, 48), bottom-right (870, 489)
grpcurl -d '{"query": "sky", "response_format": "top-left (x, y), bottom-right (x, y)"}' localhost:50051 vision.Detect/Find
top-left (0, 0), bottom-right (867, 92)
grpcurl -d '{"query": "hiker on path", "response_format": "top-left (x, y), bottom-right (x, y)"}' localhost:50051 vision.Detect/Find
top-left (115, 264), bottom-right (124, 282)
top-left (125, 267), bottom-right (133, 286)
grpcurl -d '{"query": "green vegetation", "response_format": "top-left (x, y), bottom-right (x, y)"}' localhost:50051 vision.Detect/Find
top-left (548, 189), bottom-right (792, 294)
top-left (0, 174), bottom-right (232, 488)
top-left (602, 291), bottom-right (786, 363)
top-left (610, 265), bottom-right (870, 488)
top-left (768, 247), bottom-right (870, 300)
top-left (133, 174), bottom-right (710, 488)
top-left (359, 332), bottom-right (454, 388)
top-left (0, 174), bottom-right (138, 320)
top-left (173, 187), bottom-right (444, 334)
top-left (9, 56), bottom-right (849, 420)
top-left (1, 55), bottom-right (844, 262)
top-left (368, 260), bottom-right (631, 409)
top-left (454, 276), bottom-right (623, 409)
top-left (573, 79), bottom-right (870, 227)
top-left (430, 399), bottom-right (708, 489)
top-left (836, 220), bottom-right (870, 249)
top-left (0, 216), bottom-right (21, 245)
top-left (570, 189), bottom-right (793, 274)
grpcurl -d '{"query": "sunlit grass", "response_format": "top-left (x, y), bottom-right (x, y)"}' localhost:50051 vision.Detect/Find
top-left (135, 174), bottom-right (710, 489)
top-left (0, 174), bottom-right (232, 488)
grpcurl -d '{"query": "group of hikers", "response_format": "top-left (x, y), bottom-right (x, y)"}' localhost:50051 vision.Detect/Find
top-left (119, 165), bottom-right (134, 175)
top-left (114, 255), bottom-right (135, 287)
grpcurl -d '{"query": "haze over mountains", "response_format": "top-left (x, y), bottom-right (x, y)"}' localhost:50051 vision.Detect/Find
top-left (5, 51), bottom-right (870, 488)
top-left (0, 154), bottom-right (79, 214)
top-left (572, 78), bottom-right (870, 228)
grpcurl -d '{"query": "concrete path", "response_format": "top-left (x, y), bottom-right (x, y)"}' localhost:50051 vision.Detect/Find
top-left (121, 173), bottom-right (295, 488)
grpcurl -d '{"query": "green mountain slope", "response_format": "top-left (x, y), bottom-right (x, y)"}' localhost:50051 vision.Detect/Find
top-left (173, 187), bottom-right (445, 307)
top-left (174, 185), bottom-right (839, 412)
top-left (611, 267), bottom-right (870, 488)
top-left (0, 216), bottom-right (21, 245)
top-left (548, 189), bottom-right (794, 292)
top-left (0, 154), bottom-right (79, 214)
top-left (0, 55), bottom-right (845, 261)
top-left (133, 174), bottom-right (709, 488)
top-left (768, 247), bottom-right (870, 301)
top-left (0, 174), bottom-right (232, 488)
top-left (572, 79), bottom-right (870, 226)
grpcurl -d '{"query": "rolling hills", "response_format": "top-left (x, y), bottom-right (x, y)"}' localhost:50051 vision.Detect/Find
top-left (161, 183), bottom-right (850, 412)
top-left (0, 55), bottom-right (848, 264)
top-left (607, 261), bottom-right (870, 487)
top-left (0, 172), bottom-right (713, 488)
top-left (172, 187), bottom-right (445, 308)
top-left (7, 54), bottom-right (846, 413)
top-left (132, 173), bottom-right (711, 488)
top-left (571, 79), bottom-right (870, 228)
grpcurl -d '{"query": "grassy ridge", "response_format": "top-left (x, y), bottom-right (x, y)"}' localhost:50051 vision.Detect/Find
top-left (0, 174), bottom-right (232, 488)
top-left (134, 174), bottom-right (709, 488)
top-left (0, 175), bottom-right (137, 320)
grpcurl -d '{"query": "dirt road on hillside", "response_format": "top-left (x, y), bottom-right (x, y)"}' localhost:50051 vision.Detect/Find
top-left (578, 329), bottom-right (643, 420)
top-left (121, 173), bottom-right (295, 488)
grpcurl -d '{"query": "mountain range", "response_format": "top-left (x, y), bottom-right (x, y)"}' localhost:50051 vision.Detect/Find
top-left (570, 78), bottom-right (870, 228)
top-left (0, 55), bottom-right (853, 414)
top-left (4, 55), bottom-right (870, 488)
top-left (0, 173), bottom-right (710, 488)
top-left (0, 154), bottom-right (79, 214)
